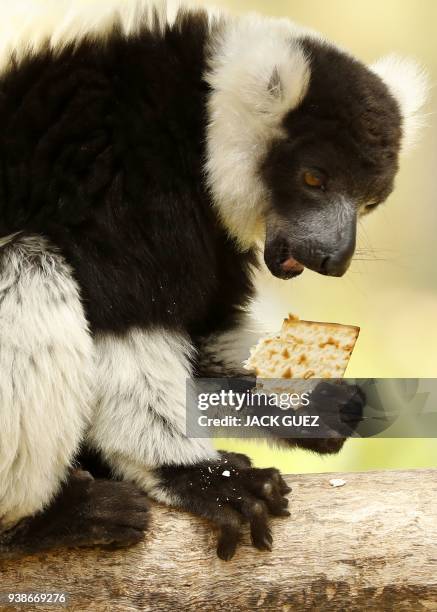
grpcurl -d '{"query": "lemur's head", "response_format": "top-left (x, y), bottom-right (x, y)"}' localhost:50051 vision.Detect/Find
top-left (206, 16), bottom-right (428, 278)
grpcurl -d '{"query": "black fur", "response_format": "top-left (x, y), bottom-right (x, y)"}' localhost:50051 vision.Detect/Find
top-left (0, 9), bottom-right (256, 338)
top-left (262, 37), bottom-right (402, 211)
top-left (156, 451), bottom-right (291, 561)
top-left (0, 470), bottom-right (149, 559)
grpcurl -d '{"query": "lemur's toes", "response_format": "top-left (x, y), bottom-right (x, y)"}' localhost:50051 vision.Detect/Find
top-left (216, 513), bottom-right (242, 560)
top-left (155, 451), bottom-right (291, 560)
top-left (84, 479), bottom-right (150, 547)
top-left (0, 473), bottom-right (150, 558)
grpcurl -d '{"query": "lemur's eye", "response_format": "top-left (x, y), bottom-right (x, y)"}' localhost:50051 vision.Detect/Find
top-left (303, 170), bottom-right (326, 190)
top-left (364, 201), bottom-right (379, 212)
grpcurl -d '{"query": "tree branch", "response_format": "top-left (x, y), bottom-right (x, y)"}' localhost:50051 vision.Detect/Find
top-left (1, 469), bottom-right (437, 611)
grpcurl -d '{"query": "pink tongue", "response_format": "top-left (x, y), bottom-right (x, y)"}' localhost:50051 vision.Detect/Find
top-left (281, 257), bottom-right (305, 273)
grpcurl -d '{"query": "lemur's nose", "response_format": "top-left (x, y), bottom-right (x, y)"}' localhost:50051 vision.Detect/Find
top-left (303, 226), bottom-right (356, 277)
top-left (319, 253), bottom-right (353, 277)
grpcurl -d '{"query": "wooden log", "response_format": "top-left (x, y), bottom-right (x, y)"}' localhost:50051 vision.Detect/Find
top-left (1, 469), bottom-right (437, 611)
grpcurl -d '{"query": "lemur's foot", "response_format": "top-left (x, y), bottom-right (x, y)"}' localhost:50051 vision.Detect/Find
top-left (156, 451), bottom-right (291, 560)
top-left (0, 470), bottom-right (150, 559)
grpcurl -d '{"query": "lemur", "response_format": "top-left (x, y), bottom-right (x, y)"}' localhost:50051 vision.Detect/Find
top-left (0, 0), bottom-right (427, 560)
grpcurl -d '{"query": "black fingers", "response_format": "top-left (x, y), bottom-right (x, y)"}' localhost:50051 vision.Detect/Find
top-left (215, 507), bottom-right (243, 561)
top-left (258, 467), bottom-right (292, 495)
top-left (238, 498), bottom-right (273, 551)
top-left (157, 452), bottom-right (291, 560)
top-left (311, 381), bottom-right (365, 435)
top-left (254, 479), bottom-right (290, 517)
top-left (216, 527), bottom-right (240, 561)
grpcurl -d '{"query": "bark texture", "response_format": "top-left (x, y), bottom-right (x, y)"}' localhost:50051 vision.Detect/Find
top-left (1, 469), bottom-right (437, 611)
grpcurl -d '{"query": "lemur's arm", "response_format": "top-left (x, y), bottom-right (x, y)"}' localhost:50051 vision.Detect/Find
top-left (86, 326), bottom-right (290, 560)
top-left (195, 313), bottom-right (262, 377)
top-left (195, 314), bottom-right (365, 455)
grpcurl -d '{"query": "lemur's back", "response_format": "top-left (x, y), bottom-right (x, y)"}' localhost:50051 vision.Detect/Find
top-left (0, 6), bottom-right (256, 336)
top-left (0, 7), bottom-right (211, 235)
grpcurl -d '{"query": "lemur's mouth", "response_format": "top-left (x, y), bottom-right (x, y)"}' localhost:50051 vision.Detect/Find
top-left (264, 237), bottom-right (306, 280)
top-left (280, 256), bottom-right (305, 277)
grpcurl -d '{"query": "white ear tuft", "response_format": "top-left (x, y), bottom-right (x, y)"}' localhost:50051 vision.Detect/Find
top-left (371, 54), bottom-right (430, 152)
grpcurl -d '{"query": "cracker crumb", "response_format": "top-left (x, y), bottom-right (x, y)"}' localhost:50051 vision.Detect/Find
top-left (329, 478), bottom-right (346, 488)
top-left (222, 470), bottom-right (230, 477)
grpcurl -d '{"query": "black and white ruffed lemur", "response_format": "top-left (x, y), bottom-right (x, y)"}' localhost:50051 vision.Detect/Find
top-left (0, 0), bottom-right (428, 560)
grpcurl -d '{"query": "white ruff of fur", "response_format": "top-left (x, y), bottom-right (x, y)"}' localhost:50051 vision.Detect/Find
top-left (205, 15), bottom-right (312, 250)
top-left (87, 328), bottom-right (218, 499)
top-left (371, 54), bottom-right (429, 152)
top-left (0, 236), bottom-right (93, 528)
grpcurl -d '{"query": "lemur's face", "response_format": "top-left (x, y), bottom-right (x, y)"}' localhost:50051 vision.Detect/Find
top-left (260, 41), bottom-right (403, 280)
top-left (261, 134), bottom-right (400, 279)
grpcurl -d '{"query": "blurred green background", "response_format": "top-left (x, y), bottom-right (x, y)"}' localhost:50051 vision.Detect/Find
top-left (191, 0), bottom-right (437, 473)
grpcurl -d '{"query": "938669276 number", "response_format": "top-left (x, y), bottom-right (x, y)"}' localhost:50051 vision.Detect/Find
top-left (0, 592), bottom-right (68, 606)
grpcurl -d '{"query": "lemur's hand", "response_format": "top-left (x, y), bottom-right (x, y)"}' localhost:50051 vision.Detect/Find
top-left (285, 381), bottom-right (365, 454)
top-left (155, 451), bottom-right (291, 560)
top-left (314, 381), bottom-right (365, 430)
top-left (220, 378), bottom-right (364, 454)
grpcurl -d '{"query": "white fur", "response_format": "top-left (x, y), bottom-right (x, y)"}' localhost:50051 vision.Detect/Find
top-left (371, 54), bottom-right (429, 152)
top-left (197, 313), bottom-right (265, 376)
top-left (87, 328), bottom-right (218, 497)
top-left (205, 15), bottom-right (312, 250)
top-left (0, 0), bottom-right (222, 75)
top-left (0, 236), bottom-right (93, 528)
top-left (0, 0), bottom-right (156, 71)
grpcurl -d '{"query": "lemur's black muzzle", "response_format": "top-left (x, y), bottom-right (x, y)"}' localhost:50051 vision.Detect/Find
top-left (264, 204), bottom-right (357, 279)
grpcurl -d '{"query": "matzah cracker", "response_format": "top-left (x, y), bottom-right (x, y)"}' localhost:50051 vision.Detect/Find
top-left (245, 314), bottom-right (359, 379)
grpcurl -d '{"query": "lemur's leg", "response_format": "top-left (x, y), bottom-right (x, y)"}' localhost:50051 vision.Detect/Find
top-left (87, 327), bottom-right (290, 560)
top-left (0, 235), bottom-right (149, 558)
